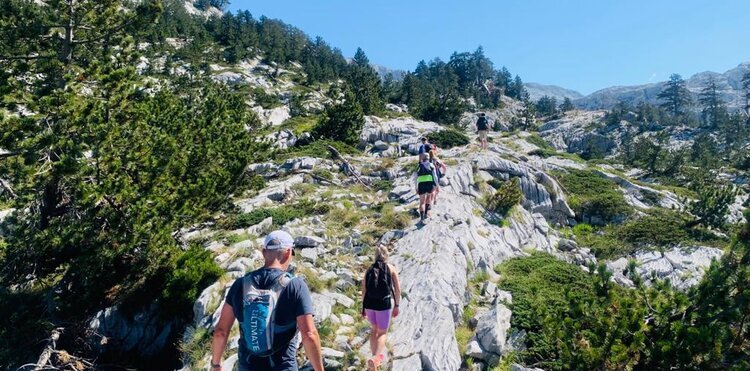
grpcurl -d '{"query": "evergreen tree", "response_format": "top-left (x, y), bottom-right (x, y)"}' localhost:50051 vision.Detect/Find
top-left (536, 95), bottom-right (558, 117)
top-left (312, 87), bottom-right (365, 144)
top-left (742, 70), bottom-right (750, 113)
top-left (698, 76), bottom-right (727, 128)
top-left (657, 73), bottom-right (692, 119)
top-left (346, 47), bottom-right (382, 115)
top-left (559, 97), bottom-right (575, 112)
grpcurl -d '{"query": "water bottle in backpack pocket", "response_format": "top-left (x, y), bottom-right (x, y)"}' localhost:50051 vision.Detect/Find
top-left (241, 273), bottom-right (296, 358)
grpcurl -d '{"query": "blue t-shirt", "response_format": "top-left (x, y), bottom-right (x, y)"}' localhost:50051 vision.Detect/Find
top-left (225, 268), bottom-right (314, 371)
top-left (418, 143), bottom-right (432, 154)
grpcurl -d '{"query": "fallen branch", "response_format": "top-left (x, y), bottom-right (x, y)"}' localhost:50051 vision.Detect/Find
top-left (294, 169), bottom-right (341, 186)
top-left (0, 178), bottom-right (17, 199)
top-left (326, 145), bottom-right (371, 190)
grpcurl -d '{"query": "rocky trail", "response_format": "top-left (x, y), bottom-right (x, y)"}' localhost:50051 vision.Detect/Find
top-left (80, 113), bottom-right (731, 371)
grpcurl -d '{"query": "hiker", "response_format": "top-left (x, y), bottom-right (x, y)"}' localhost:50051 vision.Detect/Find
top-left (429, 150), bottom-right (447, 205)
top-left (476, 112), bottom-right (490, 150)
top-left (211, 230), bottom-right (324, 371)
top-left (361, 245), bottom-right (401, 370)
top-left (418, 137), bottom-right (433, 155)
top-left (415, 152), bottom-right (439, 221)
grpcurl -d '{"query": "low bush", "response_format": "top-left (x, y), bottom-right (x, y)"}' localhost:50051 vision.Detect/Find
top-left (485, 178), bottom-right (523, 217)
top-left (222, 199), bottom-right (330, 229)
top-left (276, 140), bottom-right (360, 161)
top-left (251, 86), bottom-right (282, 109)
top-left (525, 133), bottom-right (554, 151)
top-left (556, 169), bottom-right (632, 224)
top-left (429, 128), bottom-right (470, 149)
top-left (160, 246), bottom-right (223, 317)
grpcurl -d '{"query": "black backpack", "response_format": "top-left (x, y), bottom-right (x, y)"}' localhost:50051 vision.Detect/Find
top-left (365, 261), bottom-right (393, 304)
top-left (477, 116), bottom-right (488, 131)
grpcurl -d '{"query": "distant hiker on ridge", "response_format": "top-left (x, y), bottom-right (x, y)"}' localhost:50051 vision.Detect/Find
top-left (211, 230), bottom-right (324, 371)
top-left (476, 112), bottom-right (490, 150)
top-left (415, 152), bottom-right (439, 222)
top-left (429, 150), bottom-right (447, 205)
top-left (361, 246), bottom-right (402, 371)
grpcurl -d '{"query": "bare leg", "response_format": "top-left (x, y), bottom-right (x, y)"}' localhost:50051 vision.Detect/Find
top-left (369, 324), bottom-right (378, 356)
top-left (376, 328), bottom-right (388, 357)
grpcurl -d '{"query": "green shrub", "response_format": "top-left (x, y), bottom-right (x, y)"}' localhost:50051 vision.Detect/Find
top-left (525, 133), bottom-right (554, 151)
top-left (312, 88), bottom-right (364, 145)
top-left (246, 174), bottom-right (267, 192)
top-left (372, 179), bottom-right (394, 192)
top-left (429, 128), bottom-right (470, 149)
top-left (486, 178), bottom-right (523, 216)
top-left (223, 199), bottom-right (330, 229)
top-left (486, 178), bottom-right (505, 189)
top-left (160, 246), bottom-right (223, 317)
top-left (617, 208), bottom-right (690, 249)
top-left (557, 169), bottom-right (632, 224)
top-left (276, 140), bottom-right (360, 161)
top-left (252, 86), bottom-right (282, 109)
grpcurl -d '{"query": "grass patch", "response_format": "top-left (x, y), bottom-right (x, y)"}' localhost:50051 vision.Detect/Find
top-left (376, 203), bottom-right (411, 230)
top-left (296, 264), bottom-right (336, 293)
top-left (179, 327), bottom-right (212, 367)
top-left (277, 115), bottom-right (320, 136)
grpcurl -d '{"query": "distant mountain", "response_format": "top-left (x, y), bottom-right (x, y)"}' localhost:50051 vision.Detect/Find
top-left (575, 61), bottom-right (750, 110)
top-left (525, 82), bottom-right (583, 102)
top-left (371, 64), bottom-right (407, 81)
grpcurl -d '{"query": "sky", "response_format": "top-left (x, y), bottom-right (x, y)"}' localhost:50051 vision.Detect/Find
top-left (228, 0), bottom-right (750, 95)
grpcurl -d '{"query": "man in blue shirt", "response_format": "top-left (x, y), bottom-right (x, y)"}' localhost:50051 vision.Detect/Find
top-left (210, 230), bottom-right (324, 371)
top-left (418, 137), bottom-right (434, 155)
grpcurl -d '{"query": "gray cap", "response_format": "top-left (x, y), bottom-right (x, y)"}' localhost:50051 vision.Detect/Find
top-left (263, 230), bottom-right (294, 250)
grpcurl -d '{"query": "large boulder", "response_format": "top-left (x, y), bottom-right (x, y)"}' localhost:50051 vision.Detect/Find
top-left (88, 304), bottom-right (177, 357)
top-left (475, 301), bottom-right (512, 357)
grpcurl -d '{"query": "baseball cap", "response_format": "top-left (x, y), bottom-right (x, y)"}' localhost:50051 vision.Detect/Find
top-left (263, 230), bottom-right (294, 250)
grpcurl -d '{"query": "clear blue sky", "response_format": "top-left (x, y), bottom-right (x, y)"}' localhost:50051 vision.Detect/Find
top-left (228, 0), bottom-right (750, 95)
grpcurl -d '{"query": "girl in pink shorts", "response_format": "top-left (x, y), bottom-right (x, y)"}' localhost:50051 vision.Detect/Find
top-left (361, 246), bottom-right (402, 370)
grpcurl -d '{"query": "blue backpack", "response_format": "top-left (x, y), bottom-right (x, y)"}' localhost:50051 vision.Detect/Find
top-left (241, 272), bottom-right (296, 357)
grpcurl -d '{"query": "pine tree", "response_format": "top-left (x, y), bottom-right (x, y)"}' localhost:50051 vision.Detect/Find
top-left (559, 97), bottom-right (575, 112)
top-left (742, 70), bottom-right (750, 113)
top-left (347, 47), bottom-right (382, 115)
top-left (536, 95), bottom-right (558, 116)
top-left (657, 73), bottom-right (692, 119)
top-left (313, 86), bottom-right (365, 144)
top-left (698, 76), bottom-right (727, 128)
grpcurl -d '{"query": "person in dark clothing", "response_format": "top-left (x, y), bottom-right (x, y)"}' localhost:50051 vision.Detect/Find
top-left (476, 113), bottom-right (490, 150)
top-left (361, 245), bottom-right (401, 370)
top-left (415, 153), bottom-right (439, 222)
top-left (211, 230), bottom-right (324, 371)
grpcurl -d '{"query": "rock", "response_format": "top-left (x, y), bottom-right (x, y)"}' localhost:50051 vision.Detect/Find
top-left (374, 140), bottom-right (390, 151)
top-left (496, 290), bottom-right (513, 305)
top-left (193, 281), bottom-right (224, 327)
top-left (558, 238), bottom-right (578, 252)
top-left (222, 354), bottom-right (239, 371)
top-left (391, 353), bottom-right (422, 371)
top-left (323, 291), bottom-right (356, 308)
top-left (226, 257), bottom-right (254, 273)
top-left (475, 302), bottom-right (512, 357)
top-left (465, 338), bottom-right (485, 359)
top-left (294, 235), bottom-right (326, 248)
top-left (246, 217), bottom-right (273, 236)
top-left (606, 246), bottom-right (723, 290)
top-left (511, 363), bottom-right (545, 371)
top-left (310, 292), bottom-right (334, 323)
top-left (299, 247), bottom-right (319, 263)
top-left (282, 156), bottom-right (319, 172)
top-left (88, 304), bottom-right (176, 357)
top-left (339, 313), bottom-right (355, 325)
top-left (322, 347), bottom-right (345, 359)
top-left (481, 281), bottom-right (497, 298)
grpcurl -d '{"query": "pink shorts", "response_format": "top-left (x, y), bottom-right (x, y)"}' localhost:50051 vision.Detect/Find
top-left (365, 309), bottom-right (392, 330)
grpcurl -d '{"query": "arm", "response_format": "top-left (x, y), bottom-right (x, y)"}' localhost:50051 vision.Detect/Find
top-left (361, 275), bottom-right (367, 317)
top-left (210, 303), bottom-right (236, 370)
top-left (297, 314), bottom-right (324, 371)
top-left (390, 264), bottom-right (402, 317)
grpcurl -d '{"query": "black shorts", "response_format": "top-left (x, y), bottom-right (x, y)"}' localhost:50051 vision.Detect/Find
top-left (418, 182), bottom-right (435, 195)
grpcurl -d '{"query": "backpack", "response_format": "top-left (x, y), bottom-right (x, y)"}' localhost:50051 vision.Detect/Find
top-left (432, 158), bottom-right (445, 178)
top-left (477, 116), bottom-right (488, 131)
top-left (241, 272), bottom-right (296, 357)
top-left (365, 261), bottom-right (393, 303)
top-left (419, 143), bottom-right (433, 154)
top-left (416, 161), bottom-right (435, 183)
